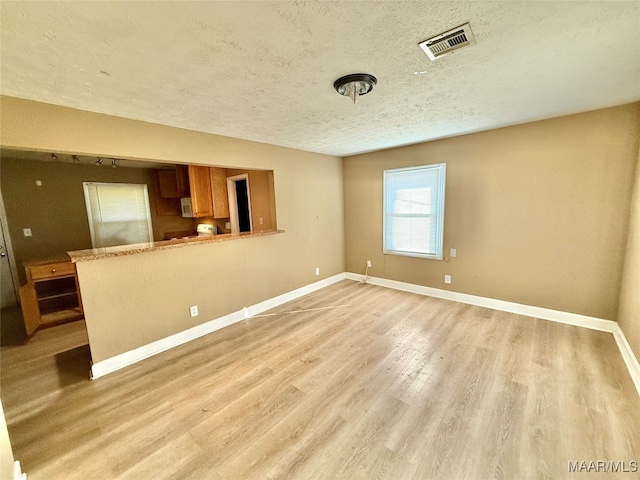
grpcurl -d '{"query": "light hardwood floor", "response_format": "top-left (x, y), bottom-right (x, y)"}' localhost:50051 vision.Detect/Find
top-left (1, 280), bottom-right (639, 479)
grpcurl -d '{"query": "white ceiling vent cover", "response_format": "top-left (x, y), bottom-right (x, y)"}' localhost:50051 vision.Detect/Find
top-left (418, 23), bottom-right (476, 61)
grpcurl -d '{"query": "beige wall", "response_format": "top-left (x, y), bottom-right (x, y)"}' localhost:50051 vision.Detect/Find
top-left (618, 146), bottom-right (640, 360)
top-left (0, 157), bottom-right (194, 283)
top-left (0, 96), bottom-right (345, 362)
top-left (344, 103), bottom-right (640, 320)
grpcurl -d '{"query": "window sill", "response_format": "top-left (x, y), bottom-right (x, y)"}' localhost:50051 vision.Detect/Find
top-left (383, 250), bottom-right (443, 260)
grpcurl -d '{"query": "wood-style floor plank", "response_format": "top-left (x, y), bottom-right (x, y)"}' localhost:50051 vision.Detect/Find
top-left (2, 280), bottom-right (639, 479)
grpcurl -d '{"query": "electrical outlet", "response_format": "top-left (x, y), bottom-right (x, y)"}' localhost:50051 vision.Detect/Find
top-left (444, 275), bottom-right (452, 284)
top-left (367, 260), bottom-right (372, 268)
top-left (259, 217), bottom-right (264, 225)
top-left (450, 248), bottom-right (457, 258)
top-left (315, 267), bottom-right (320, 276)
top-left (23, 228), bottom-right (32, 237)
top-left (190, 305), bottom-right (198, 317)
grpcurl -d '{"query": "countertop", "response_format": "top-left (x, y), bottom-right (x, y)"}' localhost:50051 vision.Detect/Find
top-left (24, 256), bottom-right (75, 267)
top-left (67, 230), bottom-right (284, 262)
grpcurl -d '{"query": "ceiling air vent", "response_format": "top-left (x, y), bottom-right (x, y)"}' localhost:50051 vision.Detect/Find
top-left (418, 23), bottom-right (476, 61)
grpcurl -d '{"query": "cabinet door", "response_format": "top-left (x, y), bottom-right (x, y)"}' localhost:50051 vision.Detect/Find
top-left (210, 168), bottom-right (230, 218)
top-left (157, 169), bottom-right (181, 198)
top-left (188, 165), bottom-right (214, 217)
top-left (175, 165), bottom-right (190, 197)
top-left (19, 283), bottom-right (40, 336)
top-left (153, 172), bottom-right (181, 216)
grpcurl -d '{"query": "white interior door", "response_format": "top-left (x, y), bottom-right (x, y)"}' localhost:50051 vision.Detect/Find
top-left (0, 221), bottom-right (18, 308)
top-left (227, 174), bottom-right (253, 234)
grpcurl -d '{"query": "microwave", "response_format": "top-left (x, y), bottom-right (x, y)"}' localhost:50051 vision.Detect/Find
top-left (180, 197), bottom-right (194, 218)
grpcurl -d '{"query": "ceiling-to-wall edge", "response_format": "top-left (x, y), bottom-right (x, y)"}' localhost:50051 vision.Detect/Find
top-left (0, 95), bottom-right (339, 167)
top-left (343, 101), bottom-right (640, 160)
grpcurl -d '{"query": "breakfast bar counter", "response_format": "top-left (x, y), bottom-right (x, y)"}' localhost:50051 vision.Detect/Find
top-left (67, 229), bottom-right (284, 262)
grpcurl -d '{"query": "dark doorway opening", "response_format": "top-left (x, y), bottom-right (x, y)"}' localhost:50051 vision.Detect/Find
top-left (235, 179), bottom-right (251, 233)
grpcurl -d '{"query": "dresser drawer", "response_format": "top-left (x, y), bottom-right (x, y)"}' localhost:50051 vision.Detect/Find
top-left (28, 261), bottom-right (76, 281)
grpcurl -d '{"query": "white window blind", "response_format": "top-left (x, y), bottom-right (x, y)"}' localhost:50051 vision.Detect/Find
top-left (83, 183), bottom-right (154, 248)
top-left (383, 163), bottom-right (446, 259)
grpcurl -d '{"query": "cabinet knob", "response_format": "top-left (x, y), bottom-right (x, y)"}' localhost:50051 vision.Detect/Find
top-left (51, 268), bottom-right (56, 273)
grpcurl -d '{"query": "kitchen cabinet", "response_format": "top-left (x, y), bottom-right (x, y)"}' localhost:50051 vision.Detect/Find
top-left (19, 259), bottom-right (83, 338)
top-left (157, 169), bottom-right (181, 198)
top-left (175, 165), bottom-right (190, 197)
top-left (210, 167), bottom-right (230, 218)
top-left (153, 171), bottom-right (181, 216)
top-left (188, 165), bottom-right (214, 217)
top-left (156, 166), bottom-right (190, 199)
top-left (154, 165), bottom-right (230, 219)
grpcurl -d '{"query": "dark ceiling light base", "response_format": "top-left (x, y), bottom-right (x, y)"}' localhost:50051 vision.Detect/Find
top-left (334, 73), bottom-right (377, 104)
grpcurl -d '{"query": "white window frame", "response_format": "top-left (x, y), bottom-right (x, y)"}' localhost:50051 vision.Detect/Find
top-left (83, 182), bottom-right (154, 248)
top-left (383, 163), bottom-right (447, 260)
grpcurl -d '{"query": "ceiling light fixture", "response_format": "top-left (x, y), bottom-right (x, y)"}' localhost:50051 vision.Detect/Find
top-left (334, 73), bottom-right (377, 104)
top-left (72, 155), bottom-right (80, 163)
top-left (111, 159), bottom-right (117, 169)
top-left (95, 158), bottom-right (103, 166)
top-left (51, 153), bottom-right (58, 161)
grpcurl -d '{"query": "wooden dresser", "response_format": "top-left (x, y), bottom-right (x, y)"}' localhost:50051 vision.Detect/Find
top-left (19, 258), bottom-right (84, 338)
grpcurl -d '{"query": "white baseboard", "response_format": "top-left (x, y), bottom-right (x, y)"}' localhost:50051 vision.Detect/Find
top-left (13, 461), bottom-right (26, 480)
top-left (90, 270), bottom-right (640, 397)
top-left (245, 273), bottom-right (347, 318)
top-left (612, 324), bottom-right (640, 396)
top-left (346, 272), bottom-right (640, 396)
top-left (91, 273), bottom-right (347, 379)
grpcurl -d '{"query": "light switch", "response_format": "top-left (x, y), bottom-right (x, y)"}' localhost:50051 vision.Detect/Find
top-left (450, 248), bottom-right (457, 258)
top-left (23, 228), bottom-right (32, 237)
top-left (35, 180), bottom-right (42, 186)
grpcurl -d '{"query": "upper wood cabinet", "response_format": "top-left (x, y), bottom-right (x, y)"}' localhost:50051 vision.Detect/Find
top-left (210, 168), bottom-right (230, 219)
top-left (153, 165), bottom-right (231, 219)
top-left (152, 171), bottom-right (181, 216)
top-left (157, 166), bottom-right (190, 199)
top-left (188, 165), bottom-right (214, 217)
top-left (175, 165), bottom-right (190, 197)
top-left (157, 169), bottom-right (181, 198)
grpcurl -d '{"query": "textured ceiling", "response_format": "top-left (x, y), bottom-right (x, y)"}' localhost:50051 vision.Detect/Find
top-left (1, 1), bottom-right (639, 157)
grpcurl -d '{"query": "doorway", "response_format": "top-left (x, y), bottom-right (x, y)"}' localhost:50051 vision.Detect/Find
top-left (0, 196), bottom-right (18, 309)
top-left (227, 174), bottom-right (253, 234)
top-left (1, 189), bottom-right (24, 345)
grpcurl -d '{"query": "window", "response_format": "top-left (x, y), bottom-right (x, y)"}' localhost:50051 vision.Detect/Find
top-left (383, 163), bottom-right (446, 259)
top-left (83, 183), bottom-right (153, 248)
